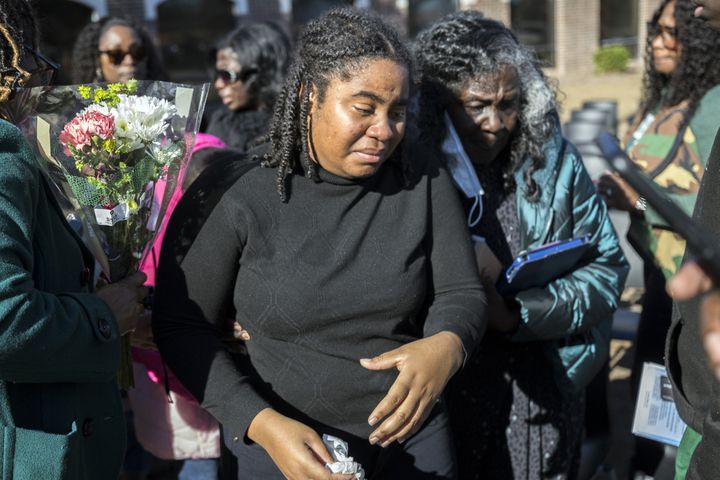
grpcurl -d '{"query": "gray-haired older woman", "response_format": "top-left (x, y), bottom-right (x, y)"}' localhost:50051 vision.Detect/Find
top-left (414, 12), bottom-right (628, 479)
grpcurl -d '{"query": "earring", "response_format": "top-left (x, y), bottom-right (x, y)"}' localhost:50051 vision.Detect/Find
top-left (95, 67), bottom-right (103, 82)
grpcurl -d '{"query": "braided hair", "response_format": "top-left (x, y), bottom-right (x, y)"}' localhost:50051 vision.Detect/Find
top-left (212, 22), bottom-right (290, 111)
top-left (639, 0), bottom-right (720, 128)
top-left (71, 16), bottom-right (168, 83)
top-left (414, 11), bottom-right (558, 201)
top-left (0, 0), bottom-right (36, 103)
top-left (260, 8), bottom-right (414, 202)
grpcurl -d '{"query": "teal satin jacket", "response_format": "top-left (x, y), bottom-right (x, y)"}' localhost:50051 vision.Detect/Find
top-left (510, 126), bottom-right (629, 392)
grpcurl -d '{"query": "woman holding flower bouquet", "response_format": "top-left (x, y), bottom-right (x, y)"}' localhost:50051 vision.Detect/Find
top-left (0, 1), bottom-right (149, 478)
top-left (154, 8), bottom-right (486, 480)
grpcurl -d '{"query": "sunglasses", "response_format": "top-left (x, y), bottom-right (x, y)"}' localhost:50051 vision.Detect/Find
top-left (99, 45), bottom-right (147, 66)
top-left (212, 67), bottom-right (258, 84)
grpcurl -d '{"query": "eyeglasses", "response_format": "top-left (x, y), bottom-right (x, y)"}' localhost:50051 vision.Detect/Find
top-left (647, 21), bottom-right (679, 48)
top-left (212, 67), bottom-right (258, 84)
top-left (99, 45), bottom-right (147, 66)
top-left (24, 45), bottom-right (59, 87)
top-left (2, 45), bottom-right (59, 98)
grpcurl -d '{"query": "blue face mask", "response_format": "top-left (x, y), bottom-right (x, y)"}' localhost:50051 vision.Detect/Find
top-left (441, 112), bottom-right (484, 228)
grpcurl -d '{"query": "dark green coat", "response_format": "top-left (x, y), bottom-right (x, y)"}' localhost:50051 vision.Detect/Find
top-left (0, 120), bottom-right (125, 479)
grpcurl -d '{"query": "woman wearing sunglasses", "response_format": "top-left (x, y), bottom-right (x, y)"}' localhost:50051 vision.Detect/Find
top-left (204, 22), bottom-right (290, 152)
top-left (71, 16), bottom-right (168, 84)
top-left (596, 0), bottom-right (720, 477)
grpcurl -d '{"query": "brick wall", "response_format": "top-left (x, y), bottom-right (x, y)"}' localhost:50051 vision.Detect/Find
top-left (553, 0), bottom-right (600, 76)
top-left (461, 0), bottom-right (510, 26)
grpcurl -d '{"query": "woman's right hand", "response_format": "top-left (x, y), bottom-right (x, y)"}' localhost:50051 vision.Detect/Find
top-left (597, 171), bottom-right (640, 212)
top-left (95, 272), bottom-right (149, 335)
top-left (247, 408), bottom-right (355, 480)
top-left (473, 240), bottom-right (519, 332)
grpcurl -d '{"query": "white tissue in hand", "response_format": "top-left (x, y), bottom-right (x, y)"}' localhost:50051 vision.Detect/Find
top-left (322, 434), bottom-right (366, 480)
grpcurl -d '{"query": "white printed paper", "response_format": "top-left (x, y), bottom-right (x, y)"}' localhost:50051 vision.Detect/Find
top-left (631, 362), bottom-right (687, 446)
top-left (322, 434), bottom-right (365, 480)
top-left (94, 203), bottom-right (129, 226)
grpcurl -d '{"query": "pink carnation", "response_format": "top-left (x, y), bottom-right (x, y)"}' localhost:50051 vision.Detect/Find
top-left (59, 110), bottom-right (115, 156)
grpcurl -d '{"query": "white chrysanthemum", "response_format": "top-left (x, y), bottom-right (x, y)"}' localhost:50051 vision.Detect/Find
top-left (81, 103), bottom-right (113, 117)
top-left (113, 95), bottom-right (178, 151)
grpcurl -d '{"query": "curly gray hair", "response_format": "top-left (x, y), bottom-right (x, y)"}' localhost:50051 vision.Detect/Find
top-left (414, 10), bottom-right (558, 199)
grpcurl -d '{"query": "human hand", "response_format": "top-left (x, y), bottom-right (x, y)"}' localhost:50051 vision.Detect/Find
top-left (130, 309), bottom-right (157, 350)
top-left (470, 241), bottom-right (520, 332)
top-left (597, 171), bottom-right (639, 212)
top-left (247, 409), bottom-right (355, 480)
top-left (668, 261), bottom-right (720, 380)
top-left (233, 321), bottom-right (251, 341)
top-left (473, 238), bottom-right (504, 285)
top-left (484, 285), bottom-right (521, 333)
top-left (95, 272), bottom-right (149, 335)
top-left (360, 332), bottom-right (463, 447)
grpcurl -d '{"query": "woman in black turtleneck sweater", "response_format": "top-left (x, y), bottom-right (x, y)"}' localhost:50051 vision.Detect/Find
top-left (205, 22), bottom-right (290, 152)
top-left (154, 9), bottom-right (486, 480)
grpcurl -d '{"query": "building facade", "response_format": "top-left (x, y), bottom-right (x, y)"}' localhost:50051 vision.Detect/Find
top-left (38, 0), bottom-right (662, 83)
top-left (467, 0), bottom-right (661, 75)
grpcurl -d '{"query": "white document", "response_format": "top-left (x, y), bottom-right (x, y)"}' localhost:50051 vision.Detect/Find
top-left (631, 362), bottom-right (687, 446)
top-left (94, 203), bottom-right (129, 226)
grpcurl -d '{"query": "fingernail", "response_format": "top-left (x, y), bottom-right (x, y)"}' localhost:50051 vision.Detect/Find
top-left (398, 438), bottom-right (406, 444)
top-left (241, 332), bottom-right (250, 340)
top-left (360, 358), bottom-right (371, 364)
top-left (369, 436), bottom-right (378, 445)
top-left (381, 440), bottom-right (391, 448)
top-left (368, 416), bottom-right (377, 426)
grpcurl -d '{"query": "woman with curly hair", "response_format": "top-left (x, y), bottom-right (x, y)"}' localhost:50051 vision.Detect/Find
top-left (71, 16), bottom-right (168, 84)
top-left (597, 2), bottom-right (720, 475)
top-left (205, 22), bottom-right (290, 152)
top-left (414, 12), bottom-right (627, 479)
top-left (153, 8), bottom-right (486, 479)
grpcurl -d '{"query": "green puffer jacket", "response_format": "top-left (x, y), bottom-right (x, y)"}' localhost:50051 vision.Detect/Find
top-left (0, 120), bottom-right (125, 479)
top-left (511, 126), bottom-right (629, 393)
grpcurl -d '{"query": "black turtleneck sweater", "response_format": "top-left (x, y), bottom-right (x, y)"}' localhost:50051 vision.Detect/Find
top-left (153, 153), bottom-right (486, 443)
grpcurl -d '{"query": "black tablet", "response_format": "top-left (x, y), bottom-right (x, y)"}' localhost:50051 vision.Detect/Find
top-left (595, 131), bottom-right (720, 280)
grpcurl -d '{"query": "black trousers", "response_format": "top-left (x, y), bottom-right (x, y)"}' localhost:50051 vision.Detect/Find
top-left (225, 405), bottom-right (457, 479)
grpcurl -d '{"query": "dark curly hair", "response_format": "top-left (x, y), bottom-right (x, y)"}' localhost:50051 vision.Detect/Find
top-left (414, 11), bottom-right (558, 201)
top-left (212, 22), bottom-right (290, 110)
top-left (261, 8), bottom-right (414, 201)
top-left (639, 0), bottom-right (720, 130)
top-left (0, 0), bottom-right (37, 102)
top-left (71, 16), bottom-right (168, 83)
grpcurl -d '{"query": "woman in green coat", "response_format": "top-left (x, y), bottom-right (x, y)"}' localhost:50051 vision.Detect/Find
top-left (0, 1), bottom-right (148, 478)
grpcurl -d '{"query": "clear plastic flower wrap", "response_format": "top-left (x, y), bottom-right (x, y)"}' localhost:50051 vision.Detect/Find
top-left (8, 80), bottom-right (210, 388)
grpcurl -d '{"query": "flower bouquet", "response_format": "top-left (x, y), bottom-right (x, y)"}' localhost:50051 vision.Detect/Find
top-left (13, 80), bottom-right (209, 387)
